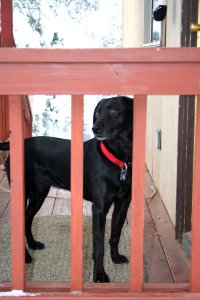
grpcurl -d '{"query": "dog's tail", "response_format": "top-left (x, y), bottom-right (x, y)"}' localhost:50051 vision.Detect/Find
top-left (0, 142), bottom-right (10, 151)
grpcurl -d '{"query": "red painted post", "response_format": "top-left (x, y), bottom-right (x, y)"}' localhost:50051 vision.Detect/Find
top-left (130, 95), bottom-right (147, 291)
top-left (9, 96), bottom-right (25, 290)
top-left (190, 95), bottom-right (200, 292)
top-left (70, 95), bottom-right (83, 291)
top-left (1, 0), bottom-right (14, 47)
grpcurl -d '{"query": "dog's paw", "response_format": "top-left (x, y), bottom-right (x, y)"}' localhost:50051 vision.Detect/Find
top-left (111, 253), bottom-right (129, 264)
top-left (29, 241), bottom-right (45, 250)
top-left (93, 271), bottom-right (110, 283)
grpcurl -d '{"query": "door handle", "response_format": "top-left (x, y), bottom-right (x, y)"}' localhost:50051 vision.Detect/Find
top-left (190, 22), bottom-right (200, 32)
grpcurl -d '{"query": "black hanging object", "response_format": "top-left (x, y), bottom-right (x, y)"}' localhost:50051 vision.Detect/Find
top-left (153, 5), bottom-right (167, 21)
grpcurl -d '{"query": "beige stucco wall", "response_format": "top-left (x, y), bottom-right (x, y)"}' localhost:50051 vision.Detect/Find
top-left (146, 96), bottom-right (179, 225)
top-left (122, 0), bottom-right (144, 47)
top-left (123, 0), bottom-right (182, 225)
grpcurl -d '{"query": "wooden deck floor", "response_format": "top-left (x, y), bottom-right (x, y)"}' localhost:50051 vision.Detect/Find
top-left (0, 169), bottom-right (190, 283)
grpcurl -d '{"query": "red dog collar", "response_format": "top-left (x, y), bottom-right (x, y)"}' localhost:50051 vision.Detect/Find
top-left (100, 141), bottom-right (127, 170)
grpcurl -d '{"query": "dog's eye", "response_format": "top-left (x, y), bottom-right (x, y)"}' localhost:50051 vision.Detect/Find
top-left (109, 109), bottom-right (118, 117)
top-left (95, 111), bottom-right (100, 119)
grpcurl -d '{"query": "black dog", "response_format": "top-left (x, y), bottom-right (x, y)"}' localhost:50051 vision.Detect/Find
top-left (0, 96), bottom-right (133, 282)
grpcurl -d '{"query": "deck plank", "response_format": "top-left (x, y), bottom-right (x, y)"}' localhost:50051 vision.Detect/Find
top-left (0, 171), bottom-right (5, 182)
top-left (144, 202), bottom-right (173, 283)
top-left (145, 172), bottom-right (190, 283)
top-left (36, 197), bottom-right (55, 217)
top-left (53, 197), bottom-right (68, 216)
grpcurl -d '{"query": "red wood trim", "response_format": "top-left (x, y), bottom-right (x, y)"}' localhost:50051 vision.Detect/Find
top-left (22, 96), bottom-right (32, 125)
top-left (130, 96), bottom-right (147, 291)
top-left (143, 283), bottom-right (189, 292)
top-left (1, 0), bottom-right (14, 47)
top-left (0, 95), bottom-right (9, 141)
top-left (25, 282), bottom-right (129, 293)
top-left (0, 62), bottom-right (199, 95)
top-left (22, 95), bottom-right (32, 138)
top-left (190, 95), bottom-right (200, 292)
top-left (0, 282), bottom-right (188, 294)
top-left (0, 292), bottom-right (199, 300)
top-left (84, 283), bottom-right (189, 293)
top-left (0, 96), bottom-right (5, 140)
top-left (0, 95), bottom-right (31, 140)
top-left (0, 48), bottom-right (200, 63)
top-left (3, 96), bottom-right (7, 139)
top-left (70, 95), bottom-right (83, 291)
top-left (5, 96), bottom-right (9, 138)
top-left (0, 282), bottom-right (11, 291)
top-left (23, 115), bottom-right (32, 138)
top-left (0, 282), bottom-right (194, 298)
top-left (9, 96), bottom-right (25, 290)
top-left (25, 282), bottom-right (70, 293)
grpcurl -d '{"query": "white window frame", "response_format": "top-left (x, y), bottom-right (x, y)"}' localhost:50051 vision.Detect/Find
top-left (143, 0), bottom-right (166, 47)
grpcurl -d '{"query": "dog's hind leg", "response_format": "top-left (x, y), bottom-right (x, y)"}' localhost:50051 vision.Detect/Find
top-left (109, 198), bottom-right (131, 264)
top-left (25, 183), bottom-right (50, 252)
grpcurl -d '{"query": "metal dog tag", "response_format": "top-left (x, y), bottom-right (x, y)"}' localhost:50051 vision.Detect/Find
top-left (120, 163), bottom-right (127, 182)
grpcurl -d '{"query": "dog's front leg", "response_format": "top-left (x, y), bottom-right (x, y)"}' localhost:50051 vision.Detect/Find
top-left (109, 198), bottom-right (130, 264)
top-left (92, 204), bottom-right (110, 283)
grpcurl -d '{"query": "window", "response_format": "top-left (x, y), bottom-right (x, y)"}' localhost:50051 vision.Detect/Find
top-left (144, 0), bottom-right (166, 46)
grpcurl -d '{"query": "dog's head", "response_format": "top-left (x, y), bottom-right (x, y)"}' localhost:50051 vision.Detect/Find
top-left (92, 96), bottom-right (133, 140)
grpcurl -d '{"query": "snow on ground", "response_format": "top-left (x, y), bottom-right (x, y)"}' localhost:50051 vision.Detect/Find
top-left (0, 290), bottom-right (39, 297)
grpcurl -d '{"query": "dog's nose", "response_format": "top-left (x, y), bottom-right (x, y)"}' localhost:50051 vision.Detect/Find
top-left (92, 126), bottom-right (102, 135)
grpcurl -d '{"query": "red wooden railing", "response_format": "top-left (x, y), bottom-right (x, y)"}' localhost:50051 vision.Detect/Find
top-left (0, 48), bottom-right (200, 300)
top-left (1, 1), bottom-right (200, 299)
top-left (0, 0), bottom-right (32, 141)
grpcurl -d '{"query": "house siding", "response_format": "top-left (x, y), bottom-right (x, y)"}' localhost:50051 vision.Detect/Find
top-left (123, 0), bottom-right (182, 225)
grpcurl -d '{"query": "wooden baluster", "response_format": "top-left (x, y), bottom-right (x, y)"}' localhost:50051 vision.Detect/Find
top-left (70, 95), bottom-right (83, 291)
top-left (1, 0), bottom-right (13, 47)
top-left (190, 95), bottom-right (200, 292)
top-left (130, 95), bottom-right (147, 291)
top-left (9, 96), bottom-right (25, 290)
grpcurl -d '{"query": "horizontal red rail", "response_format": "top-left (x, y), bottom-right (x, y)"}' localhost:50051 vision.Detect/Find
top-left (0, 282), bottom-right (191, 294)
top-left (0, 48), bottom-right (199, 95)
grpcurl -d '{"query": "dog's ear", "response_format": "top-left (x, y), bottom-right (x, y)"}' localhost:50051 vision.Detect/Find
top-left (121, 97), bottom-right (134, 127)
top-left (121, 96), bottom-right (133, 112)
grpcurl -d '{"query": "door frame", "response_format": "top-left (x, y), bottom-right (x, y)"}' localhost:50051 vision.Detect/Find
top-left (175, 0), bottom-right (198, 240)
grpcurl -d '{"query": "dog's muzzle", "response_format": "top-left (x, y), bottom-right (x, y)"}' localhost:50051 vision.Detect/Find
top-left (92, 125), bottom-right (121, 140)
top-left (92, 125), bottom-right (106, 140)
